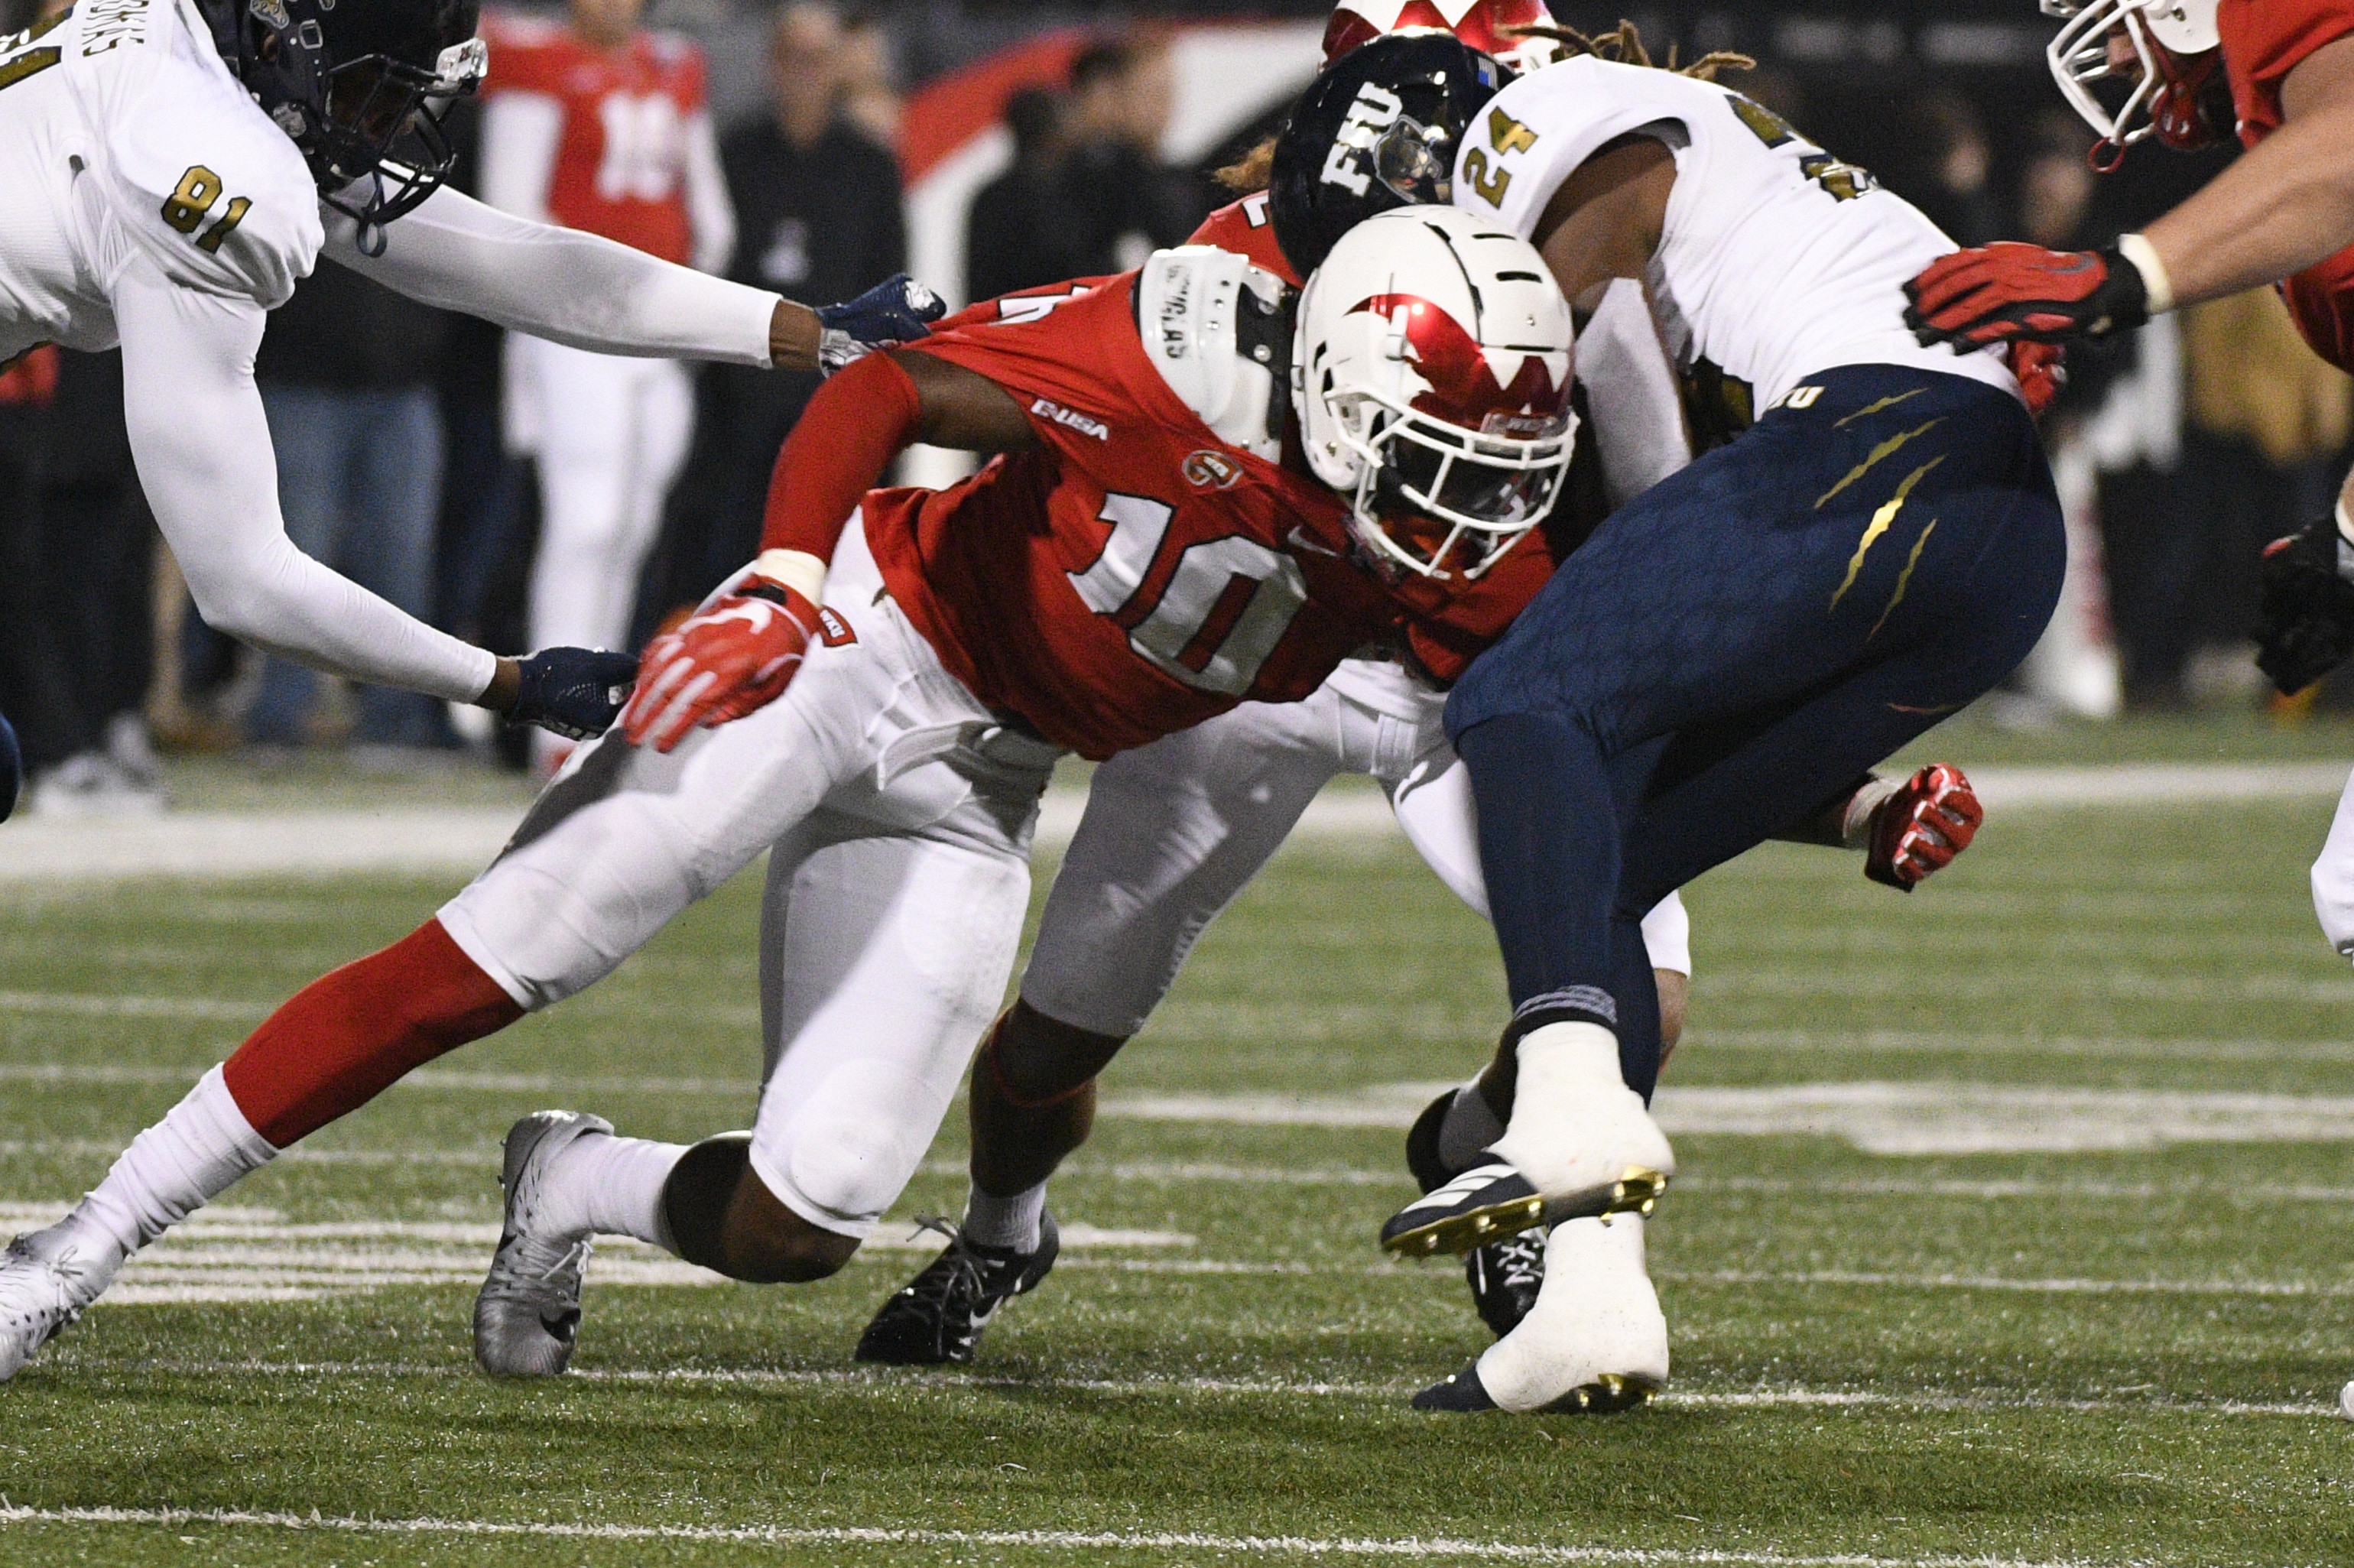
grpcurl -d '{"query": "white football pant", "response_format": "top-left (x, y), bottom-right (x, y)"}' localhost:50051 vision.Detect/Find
top-left (440, 521), bottom-right (1059, 1237)
top-left (1021, 656), bottom-right (1690, 1040)
top-left (508, 333), bottom-right (694, 655)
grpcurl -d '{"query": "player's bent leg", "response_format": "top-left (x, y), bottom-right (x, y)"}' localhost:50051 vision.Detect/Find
top-left (662, 1134), bottom-right (860, 1284)
top-left (969, 1002), bottom-right (1129, 1204)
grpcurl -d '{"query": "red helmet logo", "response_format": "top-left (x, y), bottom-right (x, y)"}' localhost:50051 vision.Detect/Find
top-left (1346, 293), bottom-right (1567, 430)
top-left (1321, 0), bottom-right (1549, 64)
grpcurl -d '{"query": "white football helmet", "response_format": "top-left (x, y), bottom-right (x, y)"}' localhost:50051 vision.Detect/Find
top-left (2042, 0), bottom-right (2226, 158)
top-left (1294, 206), bottom-right (1576, 581)
top-left (1323, 0), bottom-right (1562, 70)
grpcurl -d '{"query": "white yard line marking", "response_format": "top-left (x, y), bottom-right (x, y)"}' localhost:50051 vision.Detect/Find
top-left (0, 1202), bottom-right (1198, 1305)
top-left (0, 1507), bottom-right (2127, 1566)
top-left (0, 765), bottom-right (2342, 885)
top-left (1102, 1081), bottom-right (2354, 1155)
top-left (0, 992), bottom-right (268, 1022)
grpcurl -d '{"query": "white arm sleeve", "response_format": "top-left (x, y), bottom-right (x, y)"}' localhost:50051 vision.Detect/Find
top-left (478, 93), bottom-right (562, 225)
top-left (1578, 279), bottom-right (1693, 509)
top-left (112, 258), bottom-right (499, 703)
top-left (324, 184), bottom-right (780, 365)
top-left (682, 109), bottom-right (735, 277)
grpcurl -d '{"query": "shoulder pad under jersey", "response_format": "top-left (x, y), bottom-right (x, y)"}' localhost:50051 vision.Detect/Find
top-left (1132, 245), bottom-right (1292, 463)
top-left (106, 51), bottom-right (320, 308)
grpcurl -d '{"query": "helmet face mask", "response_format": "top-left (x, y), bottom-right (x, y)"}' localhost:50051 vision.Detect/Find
top-left (213, 0), bottom-right (485, 237)
top-left (1295, 209), bottom-right (1577, 582)
top-left (2041, 0), bottom-right (2225, 158)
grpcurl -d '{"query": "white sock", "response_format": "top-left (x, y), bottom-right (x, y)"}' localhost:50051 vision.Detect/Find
top-left (1436, 1080), bottom-right (1505, 1170)
top-left (537, 1134), bottom-right (684, 1251)
top-left (960, 1180), bottom-right (1046, 1253)
top-left (70, 1066), bottom-right (276, 1263)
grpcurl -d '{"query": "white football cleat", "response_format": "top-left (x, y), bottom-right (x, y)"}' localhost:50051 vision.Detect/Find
top-left (474, 1110), bottom-right (610, 1377)
top-left (2339, 1380), bottom-right (2354, 1421)
top-left (0, 1223), bottom-right (120, 1381)
top-left (1414, 1213), bottom-right (1668, 1414)
top-left (1382, 1022), bottom-right (1673, 1256)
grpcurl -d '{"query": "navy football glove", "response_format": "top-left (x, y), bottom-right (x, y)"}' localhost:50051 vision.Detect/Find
top-left (815, 274), bottom-right (945, 375)
top-left (2255, 515), bottom-right (2354, 696)
top-left (0, 709), bottom-right (18, 823)
top-left (509, 648), bottom-right (639, 741)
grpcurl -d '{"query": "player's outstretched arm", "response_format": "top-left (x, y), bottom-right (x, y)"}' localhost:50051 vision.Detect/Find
top-left (325, 187), bottom-right (941, 374)
top-left (115, 259), bottom-right (501, 706)
top-left (113, 261), bottom-right (632, 737)
top-left (622, 351), bottom-right (1035, 749)
top-left (2141, 36), bottom-right (2354, 307)
top-left (1908, 37), bottom-right (2354, 348)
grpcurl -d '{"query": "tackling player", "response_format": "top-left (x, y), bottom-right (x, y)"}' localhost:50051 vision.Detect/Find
top-left (0, 212), bottom-right (1585, 1382)
top-left (852, 32), bottom-right (1987, 1375)
top-left (0, 0), bottom-right (936, 739)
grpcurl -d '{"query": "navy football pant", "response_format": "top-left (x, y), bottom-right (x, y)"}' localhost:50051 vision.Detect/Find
top-left (1445, 365), bottom-right (2065, 1099)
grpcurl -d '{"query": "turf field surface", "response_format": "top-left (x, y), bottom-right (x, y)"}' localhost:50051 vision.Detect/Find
top-left (2, 757), bottom-right (2353, 1563)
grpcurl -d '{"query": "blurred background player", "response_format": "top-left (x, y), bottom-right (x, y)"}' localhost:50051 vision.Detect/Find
top-left (482, 0), bottom-right (736, 771)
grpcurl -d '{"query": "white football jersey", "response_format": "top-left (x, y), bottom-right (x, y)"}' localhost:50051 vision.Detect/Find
top-left (1450, 57), bottom-right (2014, 424)
top-left (0, 0), bottom-right (320, 360)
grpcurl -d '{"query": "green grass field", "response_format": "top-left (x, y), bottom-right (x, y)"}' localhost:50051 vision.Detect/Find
top-left (5, 753), bottom-right (2354, 1563)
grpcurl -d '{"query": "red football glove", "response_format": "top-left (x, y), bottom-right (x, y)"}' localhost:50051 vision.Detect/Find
top-left (2006, 340), bottom-right (2067, 420)
top-left (621, 576), bottom-right (821, 752)
top-left (1865, 763), bottom-right (1982, 891)
top-left (1904, 243), bottom-right (2149, 348)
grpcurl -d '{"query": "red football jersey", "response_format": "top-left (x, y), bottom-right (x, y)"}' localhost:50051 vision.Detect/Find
top-left (1189, 195), bottom-right (1295, 281)
top-left (865, 276), bottom-right (1424, 759)
top-left (2219, 0), bottom-right (2354, 370)
top-left (1181, 197), bottom-right (1580, 683)
top-left (481, 15), bottom-right (706, 266)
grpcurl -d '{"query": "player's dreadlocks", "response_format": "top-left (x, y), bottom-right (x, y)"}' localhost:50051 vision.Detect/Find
top-left (1505, 19), bottom-right (1754, 82)
top-left (1217, 138), bottom-right (1278, 195)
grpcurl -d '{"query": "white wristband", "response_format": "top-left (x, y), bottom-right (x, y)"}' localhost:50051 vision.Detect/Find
top-left (755, 548), bottom-right (827, 606)
top-left (2117, 232), bottom-right (2176, 317)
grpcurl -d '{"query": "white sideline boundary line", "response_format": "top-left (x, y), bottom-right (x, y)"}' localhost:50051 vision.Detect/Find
top-left (0, 762), bottom-right (2346, 884)
top-left (0, 1508), bottom-right (2117, 1567)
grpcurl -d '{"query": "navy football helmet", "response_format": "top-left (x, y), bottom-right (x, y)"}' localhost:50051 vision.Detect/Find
top-left (1270, 32), bottom-right (1512, 279)
top-left (199, 0), bottom-right (486, 241)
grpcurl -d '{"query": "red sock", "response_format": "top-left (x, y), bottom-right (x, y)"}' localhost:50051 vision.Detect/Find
top-left (221, 919), bottom-right (524, 1148)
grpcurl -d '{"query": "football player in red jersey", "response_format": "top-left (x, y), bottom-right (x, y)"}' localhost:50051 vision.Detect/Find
top-left (481, 0), bottom-right (737, 768)
top-left (0, 209), bottom-right (1596, 1382)
top-left (1904, 2), bottom-right (2354, 693)
top-left (849, 19), bottom-right (1989, 1375)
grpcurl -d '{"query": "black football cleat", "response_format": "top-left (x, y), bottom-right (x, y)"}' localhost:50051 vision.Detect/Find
top-left (1465, 1229), bottom-right (1545, 1338)
top-left (1412, 1359), bottom-right (1499, 1411)
top-left (1404, 1088), bottom-right (1456, 1193)
top-left (1380, 1160), bottom-right (1666, 1258)
top-left (1413, 1355), bottom-right (1658, 1415)
top-left (855, 1213), bottom-right (1060, 1366)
